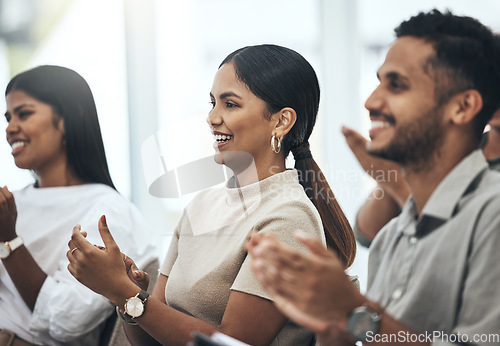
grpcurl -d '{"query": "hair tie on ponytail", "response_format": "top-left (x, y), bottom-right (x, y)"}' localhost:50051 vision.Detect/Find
top-left (292, 142), bottom-right (313, 161)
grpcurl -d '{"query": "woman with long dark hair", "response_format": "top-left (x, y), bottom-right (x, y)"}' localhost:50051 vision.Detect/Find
top-left (0, 65), bottom-right (155, 345)
top-left (67, 45), bottom-right (355, 345)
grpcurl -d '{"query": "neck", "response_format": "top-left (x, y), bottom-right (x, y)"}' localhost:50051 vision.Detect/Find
top-left (483, 128), bottom-right (500, 160)
top-left (401, 141), bottom-right (475, 216)
top-left (36, 160), bottom-right (84, 188)
top-left (231, 156), bottom-right (286, 187)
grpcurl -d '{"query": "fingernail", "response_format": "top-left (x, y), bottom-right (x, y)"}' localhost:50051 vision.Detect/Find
top-left (101, 215), bottom-right (107, 226)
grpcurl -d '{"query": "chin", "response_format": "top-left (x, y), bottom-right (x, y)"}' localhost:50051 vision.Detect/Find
top-left (216, 151), bottom-right (255, 173)
top-left (366, 142), bottom-right (383, 156)
top-left (13, 159), bottom-right (31, 170)
top-left (213, 152), bottom-right (224, 165)
top-left (367, 142), bottom-right (398, 162)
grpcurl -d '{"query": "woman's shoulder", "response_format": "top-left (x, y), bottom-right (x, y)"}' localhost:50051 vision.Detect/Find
top-left (260, 176), bottom-right (319, 217)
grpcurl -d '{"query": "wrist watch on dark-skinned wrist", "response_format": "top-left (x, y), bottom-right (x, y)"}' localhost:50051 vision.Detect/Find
top-left (123, 290), bottom-right (149, 320)
top-left (0, 236), bottom-right (24, 260)
top-left (346, 302), bottom-right (383, 341)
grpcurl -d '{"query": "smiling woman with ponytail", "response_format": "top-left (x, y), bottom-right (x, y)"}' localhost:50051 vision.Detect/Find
top-left (222, 45), bottom-right (356, 267)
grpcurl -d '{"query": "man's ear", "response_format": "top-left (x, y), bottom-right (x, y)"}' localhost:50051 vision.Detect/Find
top-left (449, 89), bottom-right (483, 125)
top-left (272, 107), bottom-right (297, 137)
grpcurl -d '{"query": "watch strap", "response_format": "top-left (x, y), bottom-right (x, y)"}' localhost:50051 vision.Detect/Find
top-left (7, 236), bottom-right (24, 253)
top-left (1, 236), bottom-right (24, 259)
top-left (137, 290), bottom-right (149, 302)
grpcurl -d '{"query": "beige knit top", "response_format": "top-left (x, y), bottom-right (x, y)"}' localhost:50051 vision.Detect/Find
top-left (160, 169), bottom-right (326, 345)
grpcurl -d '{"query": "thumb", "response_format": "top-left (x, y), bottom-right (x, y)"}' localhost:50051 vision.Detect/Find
top-left (133, 269), bottom-right (146, 280)
top-left (98, 215), bottom-right (118, 251)
top-left (295, 231), bottom-right (332, 258)
top-left (129, 260), bottom-right (140, 274)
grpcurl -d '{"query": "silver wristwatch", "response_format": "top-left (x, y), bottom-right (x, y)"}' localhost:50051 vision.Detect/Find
top-left (346, 304), bottom-right (382, 341)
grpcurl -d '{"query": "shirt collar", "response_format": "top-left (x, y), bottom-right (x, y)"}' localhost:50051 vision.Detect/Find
top-left (396, 150), bottom-right (489, 235)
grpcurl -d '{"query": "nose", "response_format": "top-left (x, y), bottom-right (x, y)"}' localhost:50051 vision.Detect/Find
top-left (206, 109), bottom-right (223, 128)
top-left (364, 85), bottom-right (385, 113)
top-left (5, 117), bottom-right (19, 138)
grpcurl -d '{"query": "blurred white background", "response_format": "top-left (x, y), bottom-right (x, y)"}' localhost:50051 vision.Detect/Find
top-left (0, 0), bottom-right (499, 291)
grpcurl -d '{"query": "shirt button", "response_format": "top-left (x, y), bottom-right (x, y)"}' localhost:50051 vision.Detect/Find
top-left (409, 236), bottom-right (418, 245)
top-left (392, 288), bottom-right (403, 301)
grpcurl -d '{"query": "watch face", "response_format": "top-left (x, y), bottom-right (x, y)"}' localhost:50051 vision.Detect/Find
top-left (347, 306), bottom-right (381, 341)
top-left (125, 296), bottom-right (144, 318)
top-left (0, 244), bottom-right (10, 259)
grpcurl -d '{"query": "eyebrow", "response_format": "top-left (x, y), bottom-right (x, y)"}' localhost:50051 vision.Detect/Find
top-left (4, 103), bottom-right (34, 117)
top-left (377, 71), bottom-right (410, 83)
top-left (209, 91), bottom-right (242, 100)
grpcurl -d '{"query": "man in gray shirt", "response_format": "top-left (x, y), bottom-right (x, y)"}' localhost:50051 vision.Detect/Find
top-left (247, 9), bottom-right (500, 345)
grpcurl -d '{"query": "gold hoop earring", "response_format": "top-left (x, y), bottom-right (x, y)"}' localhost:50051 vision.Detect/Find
top-left (271, 135), bottom-right (281, 154)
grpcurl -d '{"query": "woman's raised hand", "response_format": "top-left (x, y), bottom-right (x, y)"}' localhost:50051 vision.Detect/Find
top-left (67, 215), bottom-right (135, 301)
top-left (0, 186), bottom-right (17, 241)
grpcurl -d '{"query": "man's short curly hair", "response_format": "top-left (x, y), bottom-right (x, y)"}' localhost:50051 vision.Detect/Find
top-left (395, 9), bottom-right (500, 141)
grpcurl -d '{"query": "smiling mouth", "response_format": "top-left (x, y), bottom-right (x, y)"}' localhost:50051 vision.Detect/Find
top-left (370, 120), bottom-right (391, 130)
top-left (11, 141), bottom-right (28, 154)
top-left (214, 134), bottom-right (233, 143)
top-left (368, 120), bottom-right (393, 140)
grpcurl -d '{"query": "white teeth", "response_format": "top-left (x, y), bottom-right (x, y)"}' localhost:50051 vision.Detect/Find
top-left (214, 134), bottom-right (233, 142)
top-left (11, 141), bottom-right (26, 150)
top-left (371, 121), bottom-right (390, 129)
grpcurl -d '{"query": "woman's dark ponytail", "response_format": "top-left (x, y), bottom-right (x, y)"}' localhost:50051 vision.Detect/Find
top-left (292, 142), bottom-right (356, 267)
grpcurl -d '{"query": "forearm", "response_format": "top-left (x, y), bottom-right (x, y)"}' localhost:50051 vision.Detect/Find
top-left (356, 188), bottom-right (402, 243)
top-left (2, 245), bottom-right (47, 310)
top-left (316, 328), bottom-right (357, 346)
top-left (123, 323), bottom-right (162, 346)
top-left (110, 283), bottom-right (219, 346)
top-left (378, 177), bottom-right (410, 208)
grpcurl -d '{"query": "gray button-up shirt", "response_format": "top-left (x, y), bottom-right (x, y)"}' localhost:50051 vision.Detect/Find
top-left (367, 150), bottom-right (500, 345)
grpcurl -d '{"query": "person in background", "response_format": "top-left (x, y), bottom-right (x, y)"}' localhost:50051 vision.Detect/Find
top-left (343, 107), bottom-right (500, 248)
top-left (481, 107), bottom-right (500, 169)
top-left (66, 44), bottom-right (356, 346)
top-left (247, 10), bottom-right (500, 345)
top-left (0, 65), bottom-right (156, 345)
